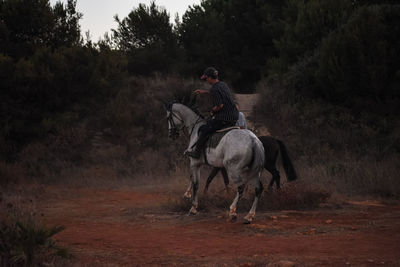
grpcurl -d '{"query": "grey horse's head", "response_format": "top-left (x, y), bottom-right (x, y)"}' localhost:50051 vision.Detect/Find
top-left (164, 102), bottom-right (184, 140)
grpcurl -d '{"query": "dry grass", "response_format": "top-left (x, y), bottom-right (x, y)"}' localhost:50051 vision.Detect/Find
top-left (0, 184), bottom-right (72, 266)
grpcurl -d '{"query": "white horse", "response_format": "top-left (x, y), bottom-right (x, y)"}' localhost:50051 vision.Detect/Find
top-left (165, 102), bottom-right (265, 223)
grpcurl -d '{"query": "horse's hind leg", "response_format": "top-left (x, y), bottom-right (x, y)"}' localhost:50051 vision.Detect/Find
top-left (221, 168), bottom-right (230, 193)
top-left (273, 169), bottom-right (281, 190)
top-left (204, 167), bottom-right (220, 194)
top-left (271, 169), bottom-right (281, 190)
top-left (229, 184), bottom-right (245, 221)
top-left (267, 173), bottom-right (275, 192)
top-left (266, 164), bottom-right (280, 192)
top-left (264, 139), bottom-right (280, 192)
top-left (244, 179), bottom-right (264, 224)
top-left (189, 167), bottom-right (200, 215)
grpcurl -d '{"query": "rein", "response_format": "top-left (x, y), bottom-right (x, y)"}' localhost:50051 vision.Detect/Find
top-left (167, 107), bottom-right (203, 139)
top-left (168, 111), bottom-right (184, 130)
top-left (188, 116), bottom-right (203, 138)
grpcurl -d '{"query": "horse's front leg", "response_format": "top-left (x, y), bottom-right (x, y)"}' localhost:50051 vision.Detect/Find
top-left (189, 166), bottom-right (200, 215)
top-left (183, 180), bottom-right (193, 199)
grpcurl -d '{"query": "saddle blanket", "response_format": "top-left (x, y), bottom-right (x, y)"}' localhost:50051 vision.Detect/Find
top-left (208, 126), bottom-right (240, 148)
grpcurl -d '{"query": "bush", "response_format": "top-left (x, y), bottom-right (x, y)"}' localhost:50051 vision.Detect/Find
top-left (0, 195), bottom-right (70, 266)
top-left (316, 5), bottom-right (400, 108)
top-left (103, 75), bottom-right (204, 172)
top-left (254, 80), bottom-right (400, 196)
top-left (0, 219), bottom-right (69, 266)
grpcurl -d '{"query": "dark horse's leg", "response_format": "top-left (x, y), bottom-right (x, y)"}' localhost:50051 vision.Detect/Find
top-left (267, 167), bottom-right (281, 191)
top-left (258, 136), bottom-right (281, 192)
top-left (265, 161), bottom-right (281, 192)
top-left (220, 168), bottom-right (230, 193)
top-left (204, 167), bottom-right (230, 193)
top-left (259, 136), bottom-right (297, 192)
top-left (204, 167), bottom-right (220, 193)
top-left (276, 139), bottom-right (297, 182)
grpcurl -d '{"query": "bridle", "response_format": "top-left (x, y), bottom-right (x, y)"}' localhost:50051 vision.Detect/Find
top-left (166, 108), bottom-right (185, 140)
top-left (165, 103), bottom-right (203, 140)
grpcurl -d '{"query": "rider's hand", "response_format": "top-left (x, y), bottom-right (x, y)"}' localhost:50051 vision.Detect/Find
top-left (194, 89), bottom-right (208, 94)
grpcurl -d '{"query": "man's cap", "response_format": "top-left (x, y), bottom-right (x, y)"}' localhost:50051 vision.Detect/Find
top-left (200, 67), bottom-right (218, 80)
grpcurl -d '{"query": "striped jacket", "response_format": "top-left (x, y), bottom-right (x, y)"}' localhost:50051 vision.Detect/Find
top-left (210, 81), bottom-right (239, 122)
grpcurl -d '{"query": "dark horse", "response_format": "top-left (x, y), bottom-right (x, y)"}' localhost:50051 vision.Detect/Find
top-left (204, 136), bottom-right (297, 193)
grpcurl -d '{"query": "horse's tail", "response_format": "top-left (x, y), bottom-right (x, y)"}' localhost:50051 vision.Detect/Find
top-left (249, 137), bottom-right (265, 177)
top-left (276, 139), bottom-right (297, 181)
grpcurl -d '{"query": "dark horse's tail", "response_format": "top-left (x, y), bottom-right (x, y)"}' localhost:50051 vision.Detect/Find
top-left (276, 139), bottom-right (297, 181)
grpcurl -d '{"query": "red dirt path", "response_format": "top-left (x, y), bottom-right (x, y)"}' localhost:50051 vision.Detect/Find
top-left (38, 186), bottom-right (400, 266)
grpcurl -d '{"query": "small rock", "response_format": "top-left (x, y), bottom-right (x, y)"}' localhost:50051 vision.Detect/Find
top-left (325, 219), bottom-right (333, 224)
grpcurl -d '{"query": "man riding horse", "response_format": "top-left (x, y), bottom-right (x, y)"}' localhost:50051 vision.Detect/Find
top-left (185, 67), bottom-right (239, 158)
top-left (164, 69), bottom-right (265, 221)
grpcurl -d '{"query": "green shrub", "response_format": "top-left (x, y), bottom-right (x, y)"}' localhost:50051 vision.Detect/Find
top-left (0, 219), bottom-right (69, 266)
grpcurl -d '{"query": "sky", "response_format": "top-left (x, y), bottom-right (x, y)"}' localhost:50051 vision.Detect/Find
top-left (49, 0), bottom-right (201, 41)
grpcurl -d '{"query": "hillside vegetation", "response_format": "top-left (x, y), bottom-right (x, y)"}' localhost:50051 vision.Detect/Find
top-left (0, 0), bottom-right (399, 197)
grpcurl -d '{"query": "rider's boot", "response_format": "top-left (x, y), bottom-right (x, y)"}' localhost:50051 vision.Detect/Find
top-left (185, 134), bottom-right (208, 159)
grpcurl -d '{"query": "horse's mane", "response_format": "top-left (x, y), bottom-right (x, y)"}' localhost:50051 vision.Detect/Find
top-left (173, 94), bottom-right (204, 119)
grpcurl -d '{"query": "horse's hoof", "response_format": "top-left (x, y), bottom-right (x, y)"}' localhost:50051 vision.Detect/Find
top-left (188, 207), bottom-right (198, 215)
top-left (183, 192), bottom-right (192, 199)
top-left (243, 213), bottom-right (255, 224)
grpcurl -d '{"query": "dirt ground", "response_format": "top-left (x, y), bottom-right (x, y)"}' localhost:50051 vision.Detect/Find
top-left (36, 184), bottom-right (400, 267)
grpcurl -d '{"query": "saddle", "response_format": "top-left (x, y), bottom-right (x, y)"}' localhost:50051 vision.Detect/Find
top-left (207, 126), bottom-right (240, 148)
